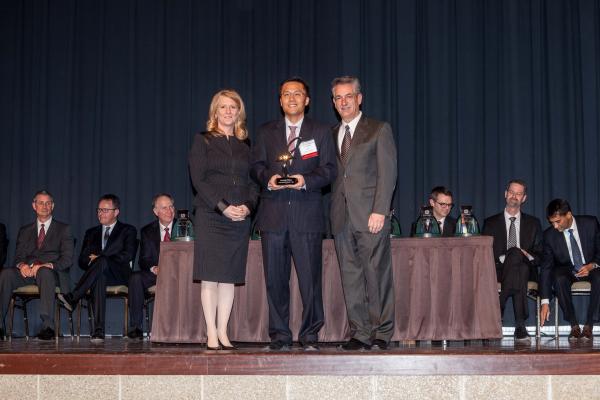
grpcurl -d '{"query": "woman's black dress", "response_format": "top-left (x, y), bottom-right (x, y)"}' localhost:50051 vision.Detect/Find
top-left (188, 132), bottom-right (258, 283)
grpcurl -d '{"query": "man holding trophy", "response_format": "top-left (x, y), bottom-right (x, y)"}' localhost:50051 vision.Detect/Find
top-left (250, 77), bottom-right (337, 351)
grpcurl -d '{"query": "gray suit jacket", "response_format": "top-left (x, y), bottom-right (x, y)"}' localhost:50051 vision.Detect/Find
top-left (14, 219), bottom-right (74, 293)
top-left (330, 115), bottom-right (397, 234)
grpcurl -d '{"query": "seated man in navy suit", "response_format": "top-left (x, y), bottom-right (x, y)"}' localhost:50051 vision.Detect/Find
top-left (127, 193), bottom-right (175, 339)
top-left (540, 199), bottom-right (600, 341)
top-left (58, 194), bottom-right (137, 342)
top-left (251, 77), bottom-right (337, 351)
top-left (0, 190), bottom-right (73, 340)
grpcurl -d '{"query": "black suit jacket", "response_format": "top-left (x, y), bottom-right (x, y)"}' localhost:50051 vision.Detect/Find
top-left (251, 117), bottom-right (337, 233)
top-left (0, 223), bottom-right (7, 267)
top-left (540, 215), bottom-right (600, 299)
top-left (79, 221), bottom-right (138, 283)
top-left (482, 212), bottom-right (543, 270)
top-left (13, 219), bottom-right (74, 292)
top-left (410, 215), bottom-right (457, 237)
top-left (138, 219), bottom-right (176, 271)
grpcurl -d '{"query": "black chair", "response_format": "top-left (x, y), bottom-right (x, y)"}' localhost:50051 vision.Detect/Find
top-left (7, 285), bottom-right (74, 340)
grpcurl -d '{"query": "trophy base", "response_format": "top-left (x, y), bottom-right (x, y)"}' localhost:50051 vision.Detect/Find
top-left (415, 233), bottom-right (440, 238)
top-left (276, 177), bottom-right (298, 185)
top-left (172, 236), bottom-right (194, 242)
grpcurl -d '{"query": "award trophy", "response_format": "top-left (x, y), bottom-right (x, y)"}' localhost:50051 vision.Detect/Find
top-left (454, 205), bottom-right (480, 236)
top-left (275, 137), bottom-right (302, 186)
top-left (390, 209), bottom-right (402, 238)
top-left (171, 209), bottom-right (195, 241)
top-left (414, 205), bottom-right (441, 238)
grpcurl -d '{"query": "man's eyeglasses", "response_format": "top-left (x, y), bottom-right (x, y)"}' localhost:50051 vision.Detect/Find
top-left (435, 202), bottom-right (453, 208)
top-left (97, 208), bottom-right (117, 214)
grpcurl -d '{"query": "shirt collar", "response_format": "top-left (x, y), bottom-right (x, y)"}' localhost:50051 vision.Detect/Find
top-left (342, 111), bottom-right (362, 134)
top-left (103, 221), bottom-right (117, 232)
top-left (504, 210), bottom-right (521, 222)
top-left (37, 217), bottom-right (52, 230)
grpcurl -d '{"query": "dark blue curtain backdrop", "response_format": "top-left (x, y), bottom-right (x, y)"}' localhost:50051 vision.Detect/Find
top-left (1, 0), bottom-right (600, 333)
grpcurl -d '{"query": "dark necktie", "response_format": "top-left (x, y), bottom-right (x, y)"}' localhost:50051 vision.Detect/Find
top-left (568, 228), bottom-right (584, 273)
top-left (438, 220), bottom-right (443, 234)
top-left (507, 217), bottom-right (517, 249)
top-left (37, 224), bottom-right (46, 249)
top-left (341, 125), bottom-right (351, 163)
top-left (288, 125), bottom-right (297, 153)
top-left (103, 226), bottom-right (110, 250)
top-left (163, 227), bottom-right (171, 242)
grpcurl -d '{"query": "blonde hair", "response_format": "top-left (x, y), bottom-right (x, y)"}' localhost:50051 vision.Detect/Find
top-left (206, 89), bottom-right (248, 140)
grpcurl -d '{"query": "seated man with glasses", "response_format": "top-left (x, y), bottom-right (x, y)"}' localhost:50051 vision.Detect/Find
top-left (0, 190), bottom-right (74, 340)
top-left (58, 194), bottom-right (137, 342)
top-left (410, 186), bottom-right (457, 237)
top-left (482, 179), bottom-right (542, 342)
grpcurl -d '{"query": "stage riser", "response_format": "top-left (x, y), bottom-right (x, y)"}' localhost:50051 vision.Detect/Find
top-left (0, 375), bottom-right (596, 399)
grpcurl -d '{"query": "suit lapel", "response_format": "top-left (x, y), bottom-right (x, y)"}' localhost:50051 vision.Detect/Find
top-left (151, 220), bottom-right (162, 246)
top-left (577, 218), bottom-right (591, 260)
top-left (346, 115), bottom-right (369, 163)
top-left (555, 230), bottom-right (571, 263)
top-left (104, 221), bottom-right (122, 251)
top-left (496, 215), bottom-right (507, 251)
top-left (332, 123), bottom-right (341, 160)
top-left (25, 223), bottom-right (38, 251)
top-left (519, 215), bottom-right (531, 247)
top-left (275, 119), bottom-right (288, 154)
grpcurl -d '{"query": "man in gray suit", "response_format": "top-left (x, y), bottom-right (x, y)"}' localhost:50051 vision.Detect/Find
top-left (0, 190), bottom-right (73, 340)
top-left (330, 76), bottom-right (397, 350)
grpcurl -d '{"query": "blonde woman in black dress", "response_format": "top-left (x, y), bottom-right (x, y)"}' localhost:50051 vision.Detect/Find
top-left (188, 89), bottom-right (258, 350)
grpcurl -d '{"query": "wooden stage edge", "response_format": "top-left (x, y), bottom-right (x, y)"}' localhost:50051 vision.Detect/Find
top-left (1, 338), bottom-right (600, 375)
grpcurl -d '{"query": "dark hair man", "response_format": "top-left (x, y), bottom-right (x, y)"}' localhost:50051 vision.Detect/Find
top-left (539, 199), bottom-right (600, 341)
top-left (58, 194), bottom-right (137, 342)
top-left (250, 76), bottom-right (337, 351)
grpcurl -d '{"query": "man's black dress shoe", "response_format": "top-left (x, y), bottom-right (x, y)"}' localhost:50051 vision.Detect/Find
top-left (265, 340), bottom-right (290, 351)
top-left (568, 325), bottom-right (581, 342)
top-left (90, 331), bottom-right (105, 343)
top-left (372, 339), bottom-right (389, 350)
top-left (339, 338), bottom-right (371, 351)
top-left (514, 326), bottom-right (531, 343)
top-left (301, 341), bottom-right (320, 351)
top-left (581, 325), bottom-right (594, 341)
top-left (37, 327), bottom-right (55, 341)
top-left (127, 328), bottom-right (143, 340)
top-left (57, 293), bottom-right (75, 312)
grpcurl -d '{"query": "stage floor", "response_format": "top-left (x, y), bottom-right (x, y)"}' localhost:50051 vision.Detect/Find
top-left (1, 336), bottom-right (600, 376)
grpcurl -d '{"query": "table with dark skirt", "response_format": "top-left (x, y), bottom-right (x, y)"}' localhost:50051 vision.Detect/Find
top-left (150, 237), bottom-right (502, 343)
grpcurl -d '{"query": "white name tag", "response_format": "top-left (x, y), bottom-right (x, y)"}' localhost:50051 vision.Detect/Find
top-left (299, 139), bottom-right (318, 160)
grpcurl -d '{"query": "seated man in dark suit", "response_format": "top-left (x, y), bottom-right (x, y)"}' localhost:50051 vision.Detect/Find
top-left (127, 193), bottom-right (175, 339)
top-left (0, 190), bottom-right (73, 340)
top-left (410, 186), bottom-right (457, 237)
top-left (482, 179), bottom-right (542, 342)
top-left (58, 194), bottom-right (137, 342)
top-left (540, 199), bottom-right (600, 341)
top-left (0, 222), bottom-right (7, 268)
